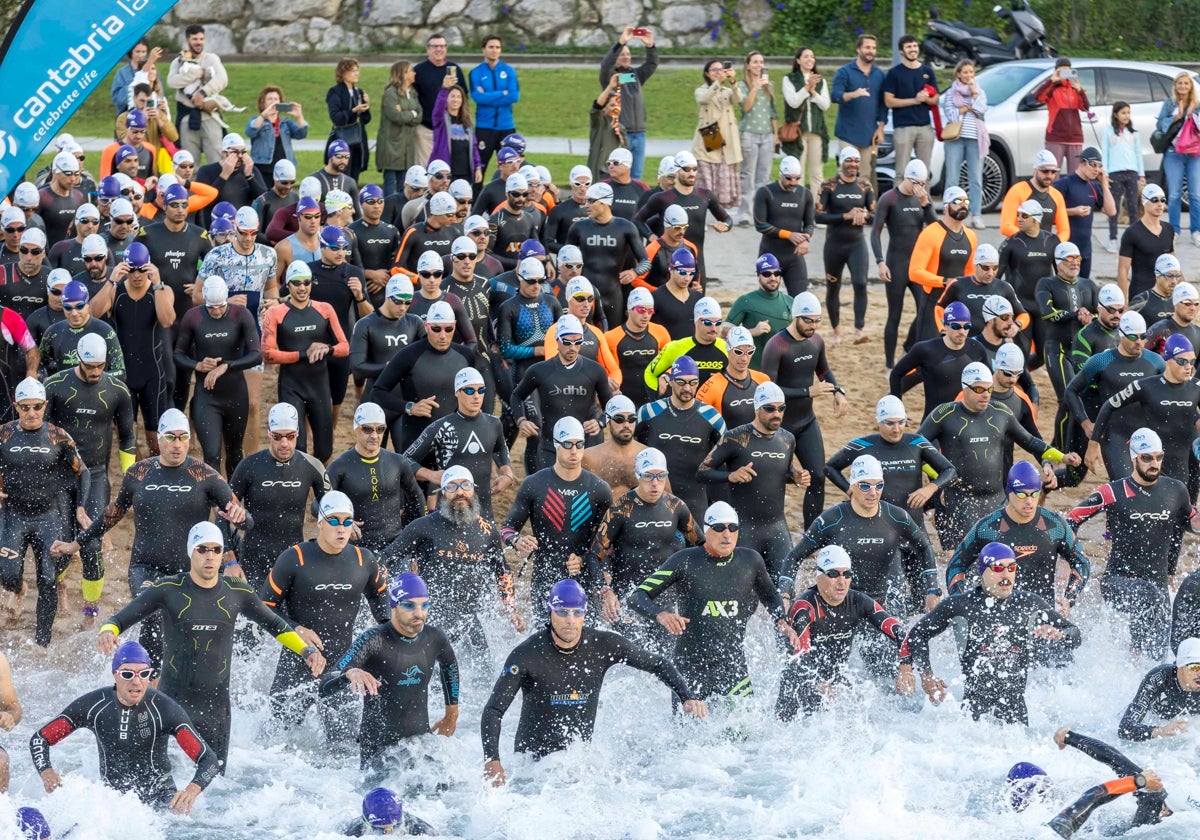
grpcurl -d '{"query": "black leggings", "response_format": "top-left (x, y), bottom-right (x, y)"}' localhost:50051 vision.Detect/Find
top-left (1101, 574), bottom-right (1169, 659)
top-left (778, 254), bottom-right (809, 296)
top-left (190, 381), bottom-right (249, 477)
top-left (824, 236), bottom-right (870, 330)
top-left (79, 465), bottom-right (109, 595)
top-left (737, 520), bottom-right (793, 582)
top-left (882, 266), bottom-right (919, 367)
top-left (1108, 170), bottom-right (1141, 238)
top-left (128, 375), bottom-right (170, 432)
top-left (279, 371), bottom-right (335, 462)
top-left (785, 417), bottom-right (826, 528)
top-left (0, 508), bottom-right (70, 646)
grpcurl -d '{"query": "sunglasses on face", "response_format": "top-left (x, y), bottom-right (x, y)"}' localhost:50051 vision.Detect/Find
top-left (193, 545), bottom-right (223, 556)
top-left (708, 523), bottom-right (739, 533)
top-left (418, 270), bottom-right (443, 279)
top-left (288, 279), bottom-right (312, 287)
top-left (508, 190), bottom-right (528, 198)
top-left (998, 369), bottom-right (1022, 378)
top-left (759, 404), bottom-right (785, 414)
top-left (3, 226), bottom-right (25, 234)
top-left (459, 386), bottom-right (487, 396)
top-left (112, 217), bottom-right (134, 225)
top-left (389, 295), bottom-right (413, 305)
top-left (452, 252), bottom-right (475, 261)
top-left (1146, 197), bottom-right (1167, 204)
top-left (822, 569), bottom-right (852, 579)
top-left (572, 295), bottom-right (594, 303)
top-left (16, 402), bottom-right (45, 412)
top-left (49, 288), bottom-right (64, 296)
top-left (78, 218), bottom-right (100, 225)
top-left (270, 431), bottom-right (298, 441)
top-left (19, 247), bottom-right (43, 256)
top-left (948, 198), bottom-right (970, 206)
top-left (427, 324), bottom-right (454, 333)
top-left (699, 319), bottom-right (722, 328)
top-left (966, 384), bottom-right (993, 394)
top-left (166, 201), bottom-right (189, 210)
top-left (987, 562), bottom-right (1018, 574)
top-left (760, 270), bottom-right (782, 278)
top-left (83, 255), bottom-right (106, 262)
top-left (430, 172), bottom-right (449, 179)
top-left (358, 425), bottom-right (387, 436)
top-left (299, 213), bottom-right (322, 221)
top-left (1100, 304), bottom-right (1125, 314)
top-left (946, 322), bottom-right (970, 331)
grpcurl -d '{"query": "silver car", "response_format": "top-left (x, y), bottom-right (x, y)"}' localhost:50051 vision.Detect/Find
top-left (876, 58), bottom-right (1192, 210)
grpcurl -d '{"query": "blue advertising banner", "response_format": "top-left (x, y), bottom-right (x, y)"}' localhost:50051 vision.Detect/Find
top-left (0, 0), bottom-right (179, 194)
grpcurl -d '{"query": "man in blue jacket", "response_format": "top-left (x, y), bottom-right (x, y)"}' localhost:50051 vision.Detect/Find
top-left (470, 35), bottom-right (520, 175)
top-left (831, 33), bottom-right (888, 195)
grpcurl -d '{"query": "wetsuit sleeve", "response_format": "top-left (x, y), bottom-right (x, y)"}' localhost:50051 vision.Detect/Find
top-left (1066, 484), bottom-right (1114, 532)
top-left (261, 304), bottom-right (300, 365)
top-left (869, 191), bottom-right (892, 262)
top-left (1037, 595), bottom-right (1081, 648)
top-left (889, 343), bottom-right (925, 396)
top-left (1063, 730), bottom-right (1143, 777)
top-left (1046, 778), bottom-right (1140, 839)
top-left (781, 524), bottom-right (821, 583)
top-left (238, 584), bottom-right (308, 656)
top-left (435, 630), bottom-right (460, 706)
top-left (914, 436), bottom-right (956, 487)
top-left (999, 181), bottom-right (1030, 237)
top-left (1063, 356), bottom-right (1102, 423)
top-left (626, 554), bottom-right (684, 620)
top-left (898, 596), bottom-right (960, 669)
top-left (158, 692), bottom-right (221, 791)
top-left (1054, 514), bottom-right (1091, 604)
top-left (643, 339), bottom-right (686, 391)
top-left (909, 224), bottom-right (950, 292)
top-left (752, 554), bottom-right (787, 620)
top-left (893, 506), bottom-right (938, 595)
top-left (1090, 379), bottom-right (1141, 442)
top-left (99, 581), bottom-right (170, 638)
top-left (585, 506), bottom-right (623, 587)
top-left (260, 547), bottom-right (299, 609)
top-left (399, 460), bottom-right (426, 527)
top-left (173, 307), bottom-right (201, 373)
top-left (368, 347), bottom-right (416, 417)
top-left (1036, 276), bottom-right (1075, 323)
top-left (945, 521), bottom-right (983, 595)
top-left (822, 445), bottom-right (854, 495)
top-left (320, 625), bottom-right (384, 697)
top-left (1051, 188), bottom-right (1071, 242)
top-left (509, 365), bottom-right (541, 423)
top-left (1119, 666), bottom-right (1172, 740)
top-left (604, 630), bottom-right (697, 701)
top-left (859, 591), bottom-right (905, 642)
top-left (112, 382), bottom-right (137, 471)
top-left (499, 480), bottom-right (534, 547)
top-left (480, 646), bottom-right (528, 762)
top-left (226, 308), bottom-right (263, 371)
top-left (1005, 410), bottom-right (1060, 462)
top-left (77, 467), bottom-right (136, 547)
top-left (349, 320), bottom-right (379, 380)
top-left (30, 690), bottom-right (102, 772)
top-left (316, 302), bottom-right (350, 358)
top-left (696, 436), bottom-right (738, 485)
top-left (814, 181), bottom-right (840, 226)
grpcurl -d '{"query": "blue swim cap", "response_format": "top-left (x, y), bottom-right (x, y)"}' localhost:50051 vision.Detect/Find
top-left (1006, 461), bottom-right (1041, 495)
top-left (671, 247), bottom-right (696, 270)
top-left (977, 542), bottom-right (1016, 574)
top-left (62, 280), bottom-right (90, 305)
top-left (362, 787), bottom-right (403, 827)
top-left (17, 807), bottom-right (50, 840)
top-left (943, 301), bottom-right (971, 325)
top-left (212, 201), bottom-right (237, 221)
top-left (124, 241), bottom-right (150, 267)
top-left (98, 175), bottom-right (122, 199)
top-left (112, 640), bottom-right (151, 673)
top-left (547, 578), bottom-right (587, 611)
top-left (1006, 762), bottom-right (1049, 811)
top-left (1163, 332), bottom-right (1195, 362)
top-left (669, 355), bottom-right (700, 380)
top-left (209, 217), bottom-right (235, 236)
top-left (389, 572), bottom-right (430, 608)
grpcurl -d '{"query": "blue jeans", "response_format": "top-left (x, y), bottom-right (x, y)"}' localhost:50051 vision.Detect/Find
top-left (382, 169), bottom-right (401, 198)
top-left (942, 136), bottom-right (981, 212)
top-left (626, 131), bottom-right (646, 180)
top-left (1163, 148), bottom-right (1200, 233)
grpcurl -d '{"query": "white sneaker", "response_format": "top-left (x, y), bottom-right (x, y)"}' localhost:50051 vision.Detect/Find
top-left (1192, 231), bottom-right (1200, 247)
top-left (971, 215), bottom-right (986, 230)
top-left (1106, 238), bottom-right (1118, 253)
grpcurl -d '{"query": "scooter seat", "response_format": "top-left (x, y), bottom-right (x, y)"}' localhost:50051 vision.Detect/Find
top-left (951, 21), bottom-right (1004, 42)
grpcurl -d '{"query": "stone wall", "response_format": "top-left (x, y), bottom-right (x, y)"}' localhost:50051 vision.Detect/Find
top-left (149, 0), bottom-right (779, 55)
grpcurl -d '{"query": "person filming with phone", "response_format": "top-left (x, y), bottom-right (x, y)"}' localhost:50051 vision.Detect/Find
top-left (1034, 57), bottom-right (1091, 172)
top-left (600, 25), bottom-right (659, 181)
top-left (246, 85), bottom-right (309, 188)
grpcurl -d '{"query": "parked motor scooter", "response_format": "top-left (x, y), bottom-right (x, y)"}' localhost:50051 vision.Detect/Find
top-left (920, 1), bottom-right (1055, 69)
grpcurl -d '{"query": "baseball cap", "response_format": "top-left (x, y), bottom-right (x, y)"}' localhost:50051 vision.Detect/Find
top-left (875, 395), bottom-right (906, 423)
top-left (187, 521), bottom-right (224, 553)
top-left (754, 382), bottom-right (785, 409)
top-left (326, 138), bottom-right (350, 159)
top-left (977, 541), bottom-right (1016, 574)
top-left (505, 173), bottom-right (529, 193)
top-left (440, 465), bottom-right (475, 491)
top-left (634, 447), bottom-right (668, 477)
top-left (173, 149), bottom-right (195, 166)
top-left (496, 147), bottom-right (520, 164)
top-left (627, 287), bottom-right (653, 310)
top-left (405, 165), bottom-right (429, 189)
top-left (112, 145), bottom-right (138, 166)
top-left (449, 179), bottom-right (473, 200)
top-left (779, 155), bottom-right (802, 177)
top-left (1162, 332), bottom-right (1195, 361)
top-left (353, 402), bottom-right (387, 429)
top-left (792, 292), bottom-right (821, 318)
top-left (1017, 198), bottom-right (1044, 217)
top-left (565, 277), bottom-right (593, 298)
top-left (703, 501), bottom-right (738, 528)
top-left (1032, 149), bottom-right (1060, 170)
top-left (455, 366), bottom-right (486, 390)
top-left (670, 247), bottom-right (696, 271)
top-left (1176, 637), bottom-right (1200, 667)
top-left (1118, 310), bottom-right (1146, 335)
top-left (267, 402), bottom-right (300, 432)
top-left (903, 159), bottom-right (929, 181)
top-left (943, 186), bottom-right (968, 205)
top-left (518, 256), bottom-right (546, 280)
top-left (274, 159), bottom-right (297, 182)
top-left (663, 205), bottom-right (689, 228)
top-left (81, 232), bottom-right (108, 254)
top-left (1173, 282), bottom-right (1199, 304)
top-left (202, 277), bottom-right (229, 306)
top-left (606, 394), bottom-right (636, 417)
top-left (982, 295), bottom-right (1013, 320)
top-left (518, 239), bottom-right (547, 260)
top-left (386, 276), bottom-right (414, 299)
top-left (1006, 461), bottom-right (1042, 494)
top-left (417, 250), bottom-right (444, 273)
top-left (464, 214), bottom-right (489, 234)
top-left (14, 377), bottom-right (45, 403)
top-left (974, 243), bottom-right (999, 265)
top-left (294, 196), bottom-right (321, 217)
top-left (569, 165), bottom-right (593, 184)
top-left (994, 343), bottom-right (1025, 373)
top-left (426, 301), bottom-right (456, 324)
top-left (850, 455), bottom-right (884, 482)
top-left (608, 148), bottom-right (633, 167)
top-left (1054, 241), bottom-right (1081, 261)
top-left (319, 226), bottom-right (349, 249)
top-left (319, 490), bottom-right (355, 518)
top-left (501, 132), bottom-right (527, 153)
top-left (324, 189), bottom-right (353, 213)
top-left (669, 356), bottom-right (700, 380)
top-left (162, 184), bottom-right (189, 205)
top-left (942, 301), bottom-right (971, 325)
top-left (1143, 182), bottom-right (1166, 202)
top-left (1155, 253), bottom-right (1182, 275)
top-left (961, 361), bottom-right (993, 386)
top-left (234, 206), bottom-right (260, 231)
top-left (815, 545), bottom-right (852, 572)
top-left (726, 326), bottom-right (755, 349)
top-left (838, 146), bottom-right (861, 163)
top-left (285, 261), bottom-right (312, 283)
top-left (553, 416), bottom-right (585, 443)
top-left (556, 313), bottom-right (584, 337)
top-left (1097, 284), bottom-right (1125, 308)
top-left (756, 253), bottom-right (781, 274)
top-left (586, 183), bottom-right (614, 205)
top-left (1129, 427), bottom-right (1164, 458)
top-left (157, 408), bottom-right (189, 435)
top-left (221, 133), bottom-right (247, 152)
top-left (429, 192), bottom-right (457, 216)
top-left (1080, 146), bottom-right (1102, 163)
top-left (452, 235), bottom-right (478, 257)
top-left (657, 156), bottom-right (679, 178)
top-left (694, 297), bottom-right (721, 321)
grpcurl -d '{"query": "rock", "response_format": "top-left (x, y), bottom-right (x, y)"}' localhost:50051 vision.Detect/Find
top-left (314, 23), bottom-right (366, 52)
top-left (174, 0), bottom-right (246, 20)
top-left (429, 0), bottom-right (471, 23)
top-left (366, 0), bottom-right (426, 25)
top-left (660, 5), bottom-right (714, 34)
top-left (463, 0), bottom-right (501, 24)
top-left (571, 28), bottom-right (612, 48)
top-left (197, 25), bottom-right (238, 55)
top-left (735, 0), bottom-right (774, 36)
top-left (247, 0), bottom-right (342, 23)
top-left (598, 0), bottom-right (642, 26)
top-left (510, 0), bottom-right (577, 39)
top-left (242, 23), bottom-right (309, 55)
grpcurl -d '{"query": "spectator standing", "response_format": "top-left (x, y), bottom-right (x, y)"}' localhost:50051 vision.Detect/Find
top-left (1101, 101), bottom-right (1144, 254)
top-left (1054, 148), bottom-right (1115, 278)
top-left (1033, 57), bottom-right (1090, 172)
top-left (736, 52), bottom-right (778, 227)
top-left (470, 35), bottom-right (519, 174)
top-left (326, 58), bottom-right (372, 182)
top-left (111, 39), bottom-right (159, 114)
top-left (431, 76), bottom-right (483, 188)
top-left (781, 47), bottom-right (830, 196)
top-left (830, 34), bottom-right (886, 194)
top-left (693, 60), bottom-right (742, 219)
top-left (600, 26), bottom-right (659, 180)
top-left (1157, 71), bottom-right (1200, 247)
top-left (589, 75), bottom-right (627, 179)
top-left (882, 34), bottom-right (938, 173)
top-left (245, 86), bottom-right (308, 189)
top-left (940, 60), bottom-right (989, 230)
top-left (413, 34), bottom-right (466, 167)
top-left (377, 62), bottom-right (423, 199)
top-left (167, 25), bottom-right (229, 164)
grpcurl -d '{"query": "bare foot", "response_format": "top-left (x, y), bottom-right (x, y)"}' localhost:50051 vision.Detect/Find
top-left (80, 608), bottom-right (96, 631)
top-left (853, 330), bottom-right (870, 345)
top-left (830, 328), bottom-right (843, 345)
top-left (1, 583), bottom-right (26, 623)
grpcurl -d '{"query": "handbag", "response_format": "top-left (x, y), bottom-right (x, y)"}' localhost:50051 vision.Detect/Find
top-left (1151, 118), bottom-right (1184, 154)
top-left (779, 121), bottom-right (801, 144)
top-left (1174, 116), bottom-right (1200, 156)
top-left (699, 121), bottom-right (725, 152)
top-left (940, 119), bottom-right (962, 141)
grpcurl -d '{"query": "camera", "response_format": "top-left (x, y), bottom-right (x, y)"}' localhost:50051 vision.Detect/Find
top-left (618, 72), bottom-right (637, 84)
top-left (276, 102), bottom-right (293, 113)
top-left (723, 61), bottom-right (732, 70)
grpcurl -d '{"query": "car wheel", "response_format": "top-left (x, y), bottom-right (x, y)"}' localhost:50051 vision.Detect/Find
top-left (953, 151), bottom-right (1008, 213)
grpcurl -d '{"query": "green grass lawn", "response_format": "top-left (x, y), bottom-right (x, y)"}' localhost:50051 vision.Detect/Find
top-left (29, 62), bottom-right (843, 186)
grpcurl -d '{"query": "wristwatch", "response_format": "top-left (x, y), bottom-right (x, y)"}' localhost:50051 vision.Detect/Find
top-left (404, 401), bottom-right (414, 416)
top-left (1133, 773), bottom-right (1147, 790)
top-left (152, 283), bottom-right (165, 291)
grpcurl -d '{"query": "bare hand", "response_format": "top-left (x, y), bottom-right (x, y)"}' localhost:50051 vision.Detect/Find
top-left (51, 539), bottom-right (79, 558)
top-left (1154, 720), bottom-right (1189, 738)
top-left (306, 342), bottom-right (330, 363)
top-left (97, 630), bottom-right (119, 655)
top-left (195, 356), bottom-right (221, 373)
top-left (833, 392), bottom-right (849, 418)
top-left (582, 418), bottom-right (601, 436)
top-left (491, 472), bottom-right (513, 494)
top-left (168, 782), bottom-right (203, 815)
top-left (921, 672), bottom-right (948, 704)
top-left (1061, 453), bottom-right (1082, 467)
top-left (792, 468), bottom-right (812, 488)
top-left (296, 625), bottom-right (324, 650)
top-left (203, 363), bottom-right (228, 391)
top-left (305, 649), bottom-right (326, 677)
top-left (681, 698), bottom-right (708, 718)
top-left (219, 155), bottom-right (237, 178)
top-left (924, 593), bottom-right (940, 613)
top-left (810, 381), bottom-right (836, 396)
top-left (409, 396), bottom-right (439, 418)
top-left (1032, 624), bottom-right (1064, 641)
top-left (431, 705), bottom-right (458, 736)
top-left (40, 767), bottom-right (62, 793)
top-left (218, 499), bottom-right (247, 526)
top-left (565, 553), bottom-right (583, 575)
top-left (895, 666), bottom-right (916, 696)
top-left (514, 534), bottom-right (538, 555)
top-left (228, 293), bottom-right (248, 307)
top-left (1077, 307), bottom-right (1094, 326)
top-left (907, 484), bottom-right (937, 509)
top-left (618, 269), bottom-right (637, 286)
top-left (728, 463), bottom-right (757, 484)
top-left (657, 611), bottom-right (690, 635)
top-left (76, 507), bottom-right (92, 530)
top-left (1054, 726), bottom-right (1071, 749)
top-left (242, 154), bottom-right (254, 177)
top-left (878, 263), bottom-right (892, 283)
top-left (509, 610), bottom-right (526, 632)
top-left (517, 420), bottom-right (539, 438)
top-left (484, 759), bottom-right (507, 786)
top-left (1142, 769), bottom-right (1164, 791)
top-left (0, 711), bottom-right (16, 731)
top-left (1084, 441), bottom-right (1104, 475)
top-left (347, 277), bottom-right (364, 298)
top-left (601, 589), bottom-right (621, 623)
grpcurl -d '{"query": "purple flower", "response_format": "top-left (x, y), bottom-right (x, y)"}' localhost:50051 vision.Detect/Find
top-left (863, 0), bottom-right (872, 8)
top-left (752, 31), bottom-right (761, 38)
top-left (855, 26), bottom-right (863, 34)
top-left (518, 44), bottom-right (526, 51)
top-left (732, 10), bottom-right (740, 18)
top-left (776, 1), bottom-right (786, 7)
top-left (500, 5), bottom-right (508, 12)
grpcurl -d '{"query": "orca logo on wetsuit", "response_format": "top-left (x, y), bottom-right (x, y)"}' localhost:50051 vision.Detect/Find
top-left (634, 520), bottom-right (673, 528)
top-left (8, 446), bottom-right (51, 453)
top-left (749, 450), bottom-right (786, 459)
top-left (1160, 400), bottom-right (1195, 407)
top-left (145, 484), bottom-right (193, 491)
top-left (396, 665), bottom-right (424, 686)
top-left (656, 433), bottom-right (702, 444)
top-left (728, 396), bottom-right (753, 407)
top-left (1129, 510), bottom-right (1171, 521)
top-left (204, 332), bottom-right (230, 339)
top-left (261, 480), bottom-right (303, 488)
top-left (313, 583), bottom-right (354, 590)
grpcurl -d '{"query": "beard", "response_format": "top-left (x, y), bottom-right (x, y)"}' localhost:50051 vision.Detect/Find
top-left (949, 206), bottom-right (970, 221)
top-left (439, 492), bottom-right (481, 527)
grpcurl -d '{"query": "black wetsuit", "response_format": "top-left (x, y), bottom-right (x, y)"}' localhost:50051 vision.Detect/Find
top-left (753, 181), bottom-right (817, 296)
top-left (1070, 320), bottom-right (1118, 367)
top-left (824, 432), bottom-right (957, 517)
top-left (1170, 568), bottom-right (1200, 653)
top-left (309, 260), bottom-right (367, 407)
top-left (501, 468), bottom-right (612, 601)
top-left (489, 207), bottom-right (545, 269)
top-left (697, 423), bottom-right (799, 582)
top-left (937, 276), bottom-right (1027, 338)
top-left (636, 186), bottom-right (728, 282)
top-left (816, 175), bottom-right (874, 330)
top-left (370, 338), bottom-right (477, 450)
top-left (889, 337), bottom-right (989, 420)
top-left (900, 587), bottom-right (1080, 724)
top-left (1130, 287), bottom-right (1174, 325)
top-left (871, 188), bottom-right (935, 364)
top-left (101, 573), bottom-right (309, 766)
top-left (40, 318), bottom-right (126, 380)
top-left (403, 410), bottom-right (510, 520)
top-left (565, 217), bottom-right (651, 327)
top-left (1119, 663), bottom-right (1200, 740)
top-left (0, 421), bottom-right (89, 645)
top-left (998, 228), bottom-right (1058, 368)
top-left (260, 540), bottom-right (390, 736)
top-left (606, 324), bottom-right (664, 407)
top-left (31, 687), bottom-right (220, 804)
top-left (511, 356), bottom-right (612, 469)
top-left (634, 398), bottom-right (725, 520)
top-left (1036, 274), bottom-right (1098, 402)
top-left (326, 448), bottom-right (425, 554)
top-left (627, 545), bottom-right (786, 700)
top-left (1064, 348), bottom-right (1165, 479)
top-left (776, 588), bottom-right (903, 720)
top-left (348, 219), bottom-right (400, 307)
top-left (1046, 730), bottom-right (1168, 835)
top-left (761, 328), bottom-right (838, 526)
top-left (650, 287), bottom-right (702, 341)
top-left (481, 625), bottom-right (695, 760)
top-left (544, 199), bottom-right (588, 254)
top-left (110, 286), bottom-right (174, 433)
top-left (1067, 475), bottom-right (1194, 658)
top-left (586, 490), bottom-right (702, 600)
top-left (321, 621), bottom-right (459, 769)
top-left (349, 309), bottom-right (425, 394)
top-left (173, 303), bottom-right (262, 475)
top-left (228, 448), bottom-right (329, 589)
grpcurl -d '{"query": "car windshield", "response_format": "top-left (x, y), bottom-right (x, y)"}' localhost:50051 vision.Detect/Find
top-left (971, 64), bottom-right (1047, 103)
